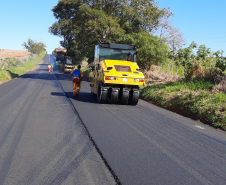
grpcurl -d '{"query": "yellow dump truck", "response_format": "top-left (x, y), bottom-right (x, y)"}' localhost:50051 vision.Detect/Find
top-left (89, 43), bottom-right (145, 105)
top-left (55, 49), bottom-right (73, 73)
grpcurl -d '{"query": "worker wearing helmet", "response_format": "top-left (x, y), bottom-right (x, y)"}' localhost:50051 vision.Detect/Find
top-left (70, 65), bottom-right (83, 96)
top-left (48, 64), bottom-right (52, 73)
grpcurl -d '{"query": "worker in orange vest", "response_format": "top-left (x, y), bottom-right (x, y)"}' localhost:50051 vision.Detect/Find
top-left (70, 65), bottom-right (83, 96)
top-left (48, 64), bottom-right (52, 73)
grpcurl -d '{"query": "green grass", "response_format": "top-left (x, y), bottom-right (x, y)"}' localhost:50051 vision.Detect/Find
top-left (81, 67), bottom-right (90, 78)
top-left (141, 79), bottom-right (226, 130)
top-left (0, 53), bottom-right (46, 83)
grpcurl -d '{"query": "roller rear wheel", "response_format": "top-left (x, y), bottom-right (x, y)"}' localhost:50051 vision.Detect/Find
top-left (97, 82), bottom-right (108, 103)
top-left (128, 90), bottom-right (140, 105)
top-left (120, 90), bottom-right (129, 105)
top-left (109, 90), bottom-right (119, 104)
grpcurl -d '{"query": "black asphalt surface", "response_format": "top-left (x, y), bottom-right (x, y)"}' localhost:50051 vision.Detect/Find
top-left (56, 66), bottom-right (226, 185)
top-left (0, 55), bottom-right (115, 185)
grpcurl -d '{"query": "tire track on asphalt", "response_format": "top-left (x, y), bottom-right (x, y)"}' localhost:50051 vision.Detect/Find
top-left (55, 73), bottom-right (121, 185)
top-left (17, 123), bottom-right (87, 184)
top-left (0, 74), bottom-right (49, 150)
top-left (0, 73), bottom-right (50, 184)
top-left (107, 105), bottom-right (216, 185)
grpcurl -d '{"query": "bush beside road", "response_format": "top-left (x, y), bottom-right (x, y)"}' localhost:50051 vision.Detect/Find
top-left (0, 52), bottom-right (46, 84)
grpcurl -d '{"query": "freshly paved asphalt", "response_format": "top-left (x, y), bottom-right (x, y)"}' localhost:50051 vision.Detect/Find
top-left (0, 55), bottom-right (115, 185)
top-left (56, 65), bottom-right (226, 185)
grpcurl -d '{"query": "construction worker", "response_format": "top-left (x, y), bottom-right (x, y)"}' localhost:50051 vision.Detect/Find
top-left (125, 52), bottom-right (131, 61)
top-left (70, 65), bottom-right (83, 96)
top-left (48, 64), bottom-right (52, 73)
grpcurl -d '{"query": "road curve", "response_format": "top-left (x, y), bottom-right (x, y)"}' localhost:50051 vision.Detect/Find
top-left (56, 69), bottom-right (226, 185)
top-left (0, 55), bottom-right (115, 185)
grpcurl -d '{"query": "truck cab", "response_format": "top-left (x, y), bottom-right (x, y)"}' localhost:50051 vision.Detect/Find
top-left (63, 56), bottom-right (73, 73)
top-left (89, 43), bottom-right (145, 105)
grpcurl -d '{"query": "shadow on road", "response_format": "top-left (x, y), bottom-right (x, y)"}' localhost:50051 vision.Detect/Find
top-left (51, 91), bottom-right (98, 104)
top-left (55, 73), bottom-right (72, 81)
top-left (18, 73), bottom-right (49, 79)
top-left (51, 92), bottom-right (66, 96)
top-left (70, 92), bottom-right (98, 104)
top-left (35, 69), bottom-right (51, 72)
top-left (6, 70), bottom-right (19, 79)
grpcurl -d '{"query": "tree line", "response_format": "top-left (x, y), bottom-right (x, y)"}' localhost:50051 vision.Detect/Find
top-left (168, 41), bottom-right (226, 79)
top-left (22, 38), bottom-right (46, 55)
top-left (49, 0), bottom-right (225, 75)
top-left (49, 0), bottom-right (185, 69)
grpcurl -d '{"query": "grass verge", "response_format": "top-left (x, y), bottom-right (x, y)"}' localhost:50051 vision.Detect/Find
top-left (0, 53), bottom-right (46, 83)
top-left (141, 79), bottom-right (226, 131)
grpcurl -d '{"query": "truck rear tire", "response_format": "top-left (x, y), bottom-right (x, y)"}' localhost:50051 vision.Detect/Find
top-left (97, 82), bottom-right (108, 104)
top-left (109, 90), bottom-right (119, 104)
top-left (128, 90), bottom-right (140, 105)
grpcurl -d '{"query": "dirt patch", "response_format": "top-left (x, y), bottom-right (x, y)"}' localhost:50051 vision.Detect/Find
top-left (0, 49), bottom-right (30, 60)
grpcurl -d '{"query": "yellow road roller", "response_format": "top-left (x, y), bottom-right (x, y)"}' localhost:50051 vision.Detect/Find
top-left (89, 43), bottom-right (145, 105)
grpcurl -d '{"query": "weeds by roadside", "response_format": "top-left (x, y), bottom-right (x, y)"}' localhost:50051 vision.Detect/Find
top-left (80, 66), bottom-right (90, 78)
top-left (0, 52), bottom-right (46, 84)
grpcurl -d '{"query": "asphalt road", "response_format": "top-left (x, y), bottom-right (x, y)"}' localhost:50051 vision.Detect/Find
top-left (56, 66), bottom-right (226, 185)
top-left (0, 55), bottom-right (115, 185)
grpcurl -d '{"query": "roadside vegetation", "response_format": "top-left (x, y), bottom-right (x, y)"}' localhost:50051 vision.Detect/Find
top-left (0, 39), bottom-right (46, 84)
top-left (0, 53), bottom-right (46, 83)
top-left (141, 42), bottom-right (226, 131)
top-left (141, 78), bottom-right (226, 130)
top-left (22, 38), bottom-right (47, 55)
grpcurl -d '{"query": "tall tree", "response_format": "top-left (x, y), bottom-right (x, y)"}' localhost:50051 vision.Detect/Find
top-left (165, 27), bottom-right (186, 73)
top-left (49, 0), bottom-right (171, 64)
top-left (22, 38), bottom-right (46, 55)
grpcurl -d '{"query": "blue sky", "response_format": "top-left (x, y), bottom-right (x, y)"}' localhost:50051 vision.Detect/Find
top-left (157, 0), bottom-right (226, 55)
top-left (0, 0), bottom-right (225, 55)
top-left (0, 0), bottom-right (61, 54)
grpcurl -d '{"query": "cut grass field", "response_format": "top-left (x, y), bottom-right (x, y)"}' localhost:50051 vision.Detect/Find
top-left (0, 53), bottom-right (46, 84)
top-left (141, 78), bottom-right (226, 131)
